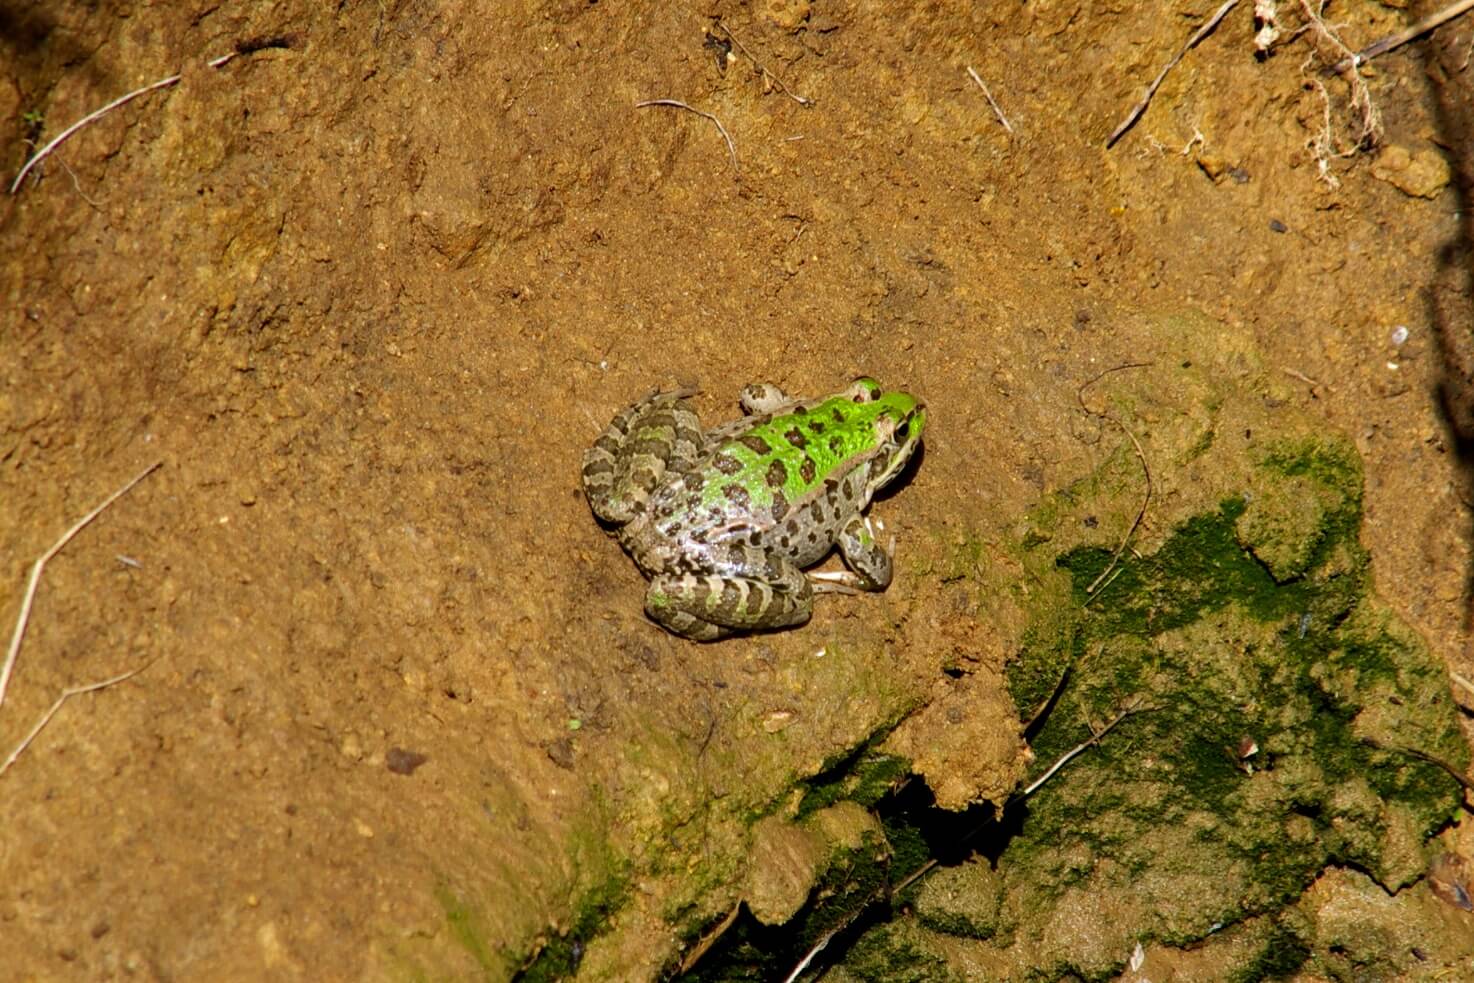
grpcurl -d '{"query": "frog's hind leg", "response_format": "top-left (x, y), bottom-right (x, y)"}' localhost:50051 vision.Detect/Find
top-left (582, 390), bottom-right (702, 525)
top-left (645, 558), bottom-right (814, 641)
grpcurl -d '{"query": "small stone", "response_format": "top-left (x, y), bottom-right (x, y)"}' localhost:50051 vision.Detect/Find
top-left (338, 733), bottom-right (364, 761)
top-left (762, 709), bottom-right (796, 733)
top-left (745, 815), bottom-right (825, 924)
top-left (385, 747), bottom-right (428, 775)
top-left (1195, 152), bottom-right (1229, 182)
top-left (764, 0), bottom-right (811, 31)
top-left (545, 737), bottom-right (575, 769)
top-left (1371, 145), bottom-right (1451, 199)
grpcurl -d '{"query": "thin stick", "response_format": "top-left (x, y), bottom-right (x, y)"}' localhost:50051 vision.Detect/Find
top-left (0, 663), bottom-right (152, 777)
top-left (966, 66), bottom-right (1013, 133)
top-left (1021, 700), bottom-right (1143, 797)
top-left (0, 461), bottom-right (162, 712)
top-left (1107, 0), bottom-right (1241, 148)
top-left (679, 900), bottom-right (742, 974)
top-left (1282, 366), bottom-right (1329, 394)
top-left (1451, 670), bottom-right (1474, 701)
top-left (634, 99), bottom-right (739, 174)
top-left (1076, 363), bottom-right (1155, 595)
top-left (713, 20), bottom-right (813, 107)
top-left (10, 53), bottom-right (235, 194)
top-left (782, 929), bottom-right (834, 983)
top-left (1085, 424), bottom-right (1151, 595)
top-left (1395, 745), bottom-right (1474, 792)
top-left (11, 35), bottom-right (293, 194)
top-left (1326, 0), bottom-right (1474, 74)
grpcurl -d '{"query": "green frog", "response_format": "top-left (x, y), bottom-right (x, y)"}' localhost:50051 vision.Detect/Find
top-left (582, 378), bottom-right (927, 641)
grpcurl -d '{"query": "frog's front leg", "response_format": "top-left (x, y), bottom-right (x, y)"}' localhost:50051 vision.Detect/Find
top-left (828, 514), bottom-right (895, 591)
top-left (582, 389), bottom-right (701, 525)
top-left (644, 551), bottom-right (814, 641)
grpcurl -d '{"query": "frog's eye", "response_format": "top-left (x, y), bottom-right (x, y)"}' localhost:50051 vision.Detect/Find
top-left (851, 378), bottom-right (882, 403)
top-left (895, 417), bottom-right (912, 441)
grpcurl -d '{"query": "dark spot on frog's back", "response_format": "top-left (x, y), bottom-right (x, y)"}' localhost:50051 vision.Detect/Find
top-left (769, 487), bottom-right (789, 520)
top-left (685, 471), bottom-right (705, 493)
top-left (830, 406), bottom-right (846, 423)
top-left (723, 483), bottom-right (751, 508)
top-left (713, 453), bottom-right (742, 475)
top-left (827, 434), bottom-right (845, 456)
top-left (765, 459), bottom-right (788, 489)
top-left (739, 434), bottom-right (771, 455)
top-left (799, 457), bottom-right (817, 483)
top-left (784, 427), bottom-right (807, 449)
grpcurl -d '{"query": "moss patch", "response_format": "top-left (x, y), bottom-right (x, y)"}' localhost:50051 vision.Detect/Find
top-left (835, 345), bottom-right (1467, 980)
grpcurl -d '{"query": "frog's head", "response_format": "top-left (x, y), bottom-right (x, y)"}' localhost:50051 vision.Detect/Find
top-left (849, 378), bottom-right (926, 494)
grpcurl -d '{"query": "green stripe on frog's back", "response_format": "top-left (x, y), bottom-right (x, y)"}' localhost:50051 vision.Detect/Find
top-left (699, 394), bottom-right (892, 514)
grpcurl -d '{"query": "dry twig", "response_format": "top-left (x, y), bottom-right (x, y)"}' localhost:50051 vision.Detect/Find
top-left (680, 901), bottom-right (742, 974)
top-left (966, 65), bottom-right (1014, 133)
top-left (634, 99), bottom-right (740, 174)
top-left (1, 462), bottom-right (162, 776)
top-left (1326, 0), bottom-right (1474, 73)
top-left (1283, 366), bottom-right (1331, 396)
top-left (1020, 699), bottom-right (1145, 797)
top-left (1451, 670), bottom-right (1474, 703)
top-left (1076, 363), bottom-right (1155, 596)
top-left (1, 462), bottom-right (162, 710)
top-left (10, 36), bottom-right (292, 195)
top-left (712, 20), bottom-right (813, 107)
top-left (0, 663), bottom-right (153, 777)
top-left (1107, 0), bottom-right (1242, 148)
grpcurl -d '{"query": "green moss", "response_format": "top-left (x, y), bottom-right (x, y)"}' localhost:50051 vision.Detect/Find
top-left (845, 923), bottom-right (954, 983)
top-left (1219, 916), bottom-right (1312, 983)
top-left (913, 860), bottom-right (1003, 939)
top-left (679, 821), bottom-right (897, 982)
top-left (924, 432), bottom-right (1466, 980)
top-left (797, 750), bottom-right (912, 816)
top-left (435, 883), bottom-right (503, 979)
top-left (513, 872), bottom-right (628, 982)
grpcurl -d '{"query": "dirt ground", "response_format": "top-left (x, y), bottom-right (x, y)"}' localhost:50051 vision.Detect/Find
top-left (3, 0), bottom-right (1474, 979)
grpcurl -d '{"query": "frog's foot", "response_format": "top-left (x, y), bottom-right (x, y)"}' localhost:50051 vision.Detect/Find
top-left (837, 515), bottom-right (895, 591)
top-left (644, 565), bottom-right (814, 641)
top-left (807, 570), bottom-right (864, 595)
top-left (582, 389), bottom-right (703, 525)
top-left (738, 383), bottom-right (794, 415)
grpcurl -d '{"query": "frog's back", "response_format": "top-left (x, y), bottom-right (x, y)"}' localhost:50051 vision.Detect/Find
top-left (648, 397), bottom-right (882, 558)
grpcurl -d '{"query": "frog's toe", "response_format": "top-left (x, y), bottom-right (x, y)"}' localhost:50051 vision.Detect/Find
top-left (837, 514), bottom-right (894, 591)
top-left (808, 570), bottom-right (864, 595)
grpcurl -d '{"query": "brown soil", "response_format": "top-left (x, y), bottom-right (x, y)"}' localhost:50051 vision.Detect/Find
top-left (2, 1), bottom-right (1472, 979)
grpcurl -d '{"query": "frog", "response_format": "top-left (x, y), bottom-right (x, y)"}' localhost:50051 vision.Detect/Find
top-left (581, 378), bottom-right (927, 641)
